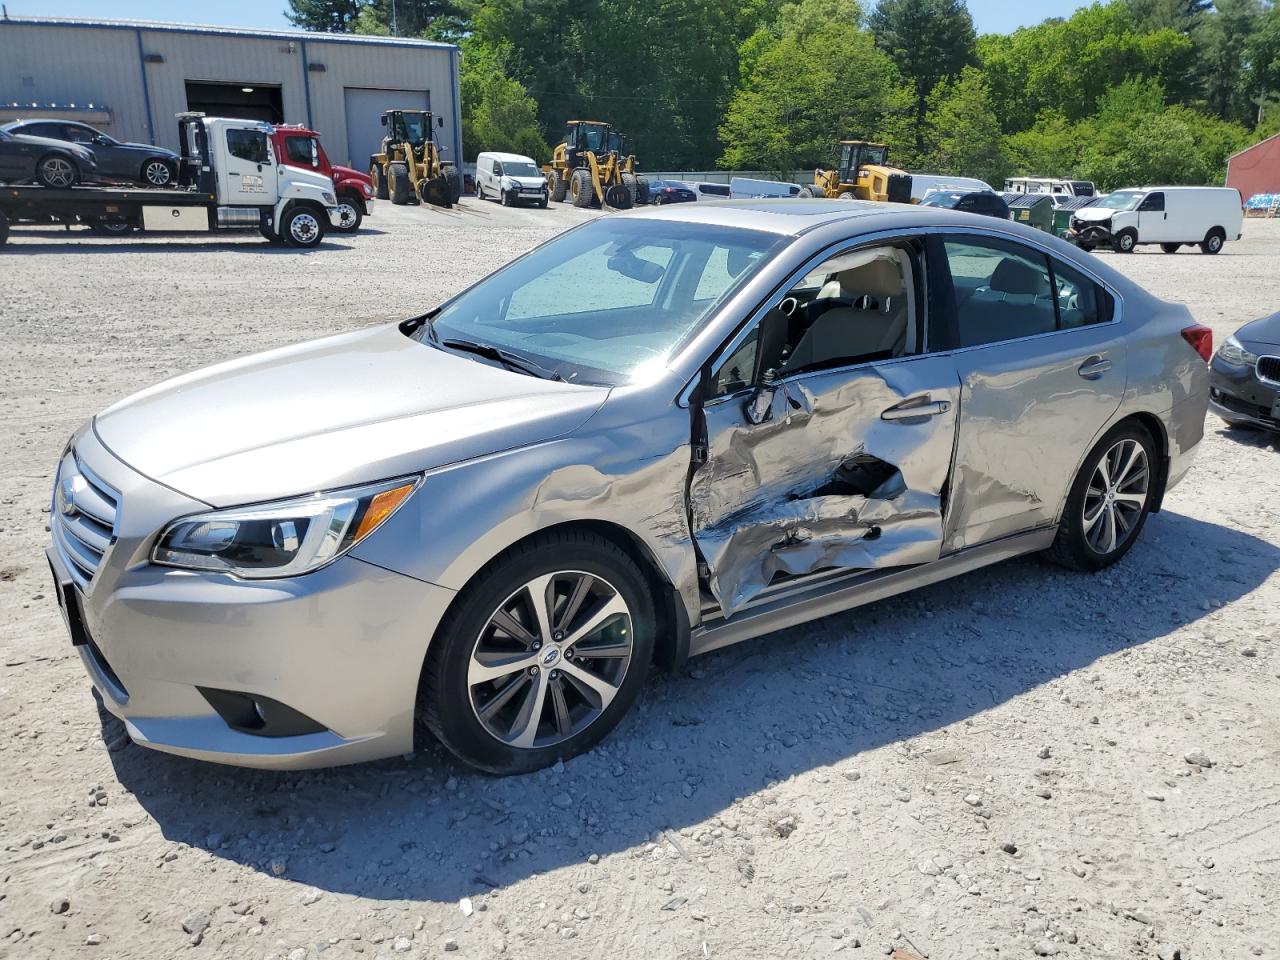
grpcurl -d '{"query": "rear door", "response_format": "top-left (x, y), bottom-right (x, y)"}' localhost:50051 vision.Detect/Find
top-left (689, 237), bottom-right (960, 617)
top-left (937, 233), bottom-right (1127, 551)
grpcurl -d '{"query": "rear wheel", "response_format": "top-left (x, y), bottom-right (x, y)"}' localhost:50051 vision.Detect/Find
top-left (798, 186), bottom-right (817, 198)
top-left (331, 196), bottom-right (362, 233)
top-left (388, 162), bottom-right (413, 205)
top-left (141, 158), bottom-right (175, 187)
top-left (1200, 228), bottom-right (1225, 255)
top-left (1160, 243), bottom-right (1181, 254)
top-left (570, 168), bottom-right (594, 208)
top-left (549, 169), bottom-right (568, 203)
top-left (282, 206), bottom-right (325, 248)
top-left (443, 166), bottom-right (462, 205)
top-left (370, 161), bottom-right (389, 200)
top-left (634, 176), bottom-right (650, 205)
top-left (419, 530), bottom-right (655, 774)
top-left (37, 155), bottom-right (78, 188)
top-left (837, 189), bottom-right (858, 200)
top-left (1046, 422), bottom-right (1156, 571)
top-left (620, 172), bottom-right (639, 206)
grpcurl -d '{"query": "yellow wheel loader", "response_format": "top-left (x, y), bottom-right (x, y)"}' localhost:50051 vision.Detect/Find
top-left (798, 140), bottom-right (913, 203)
top-left (542, 120), bottom-right (648, 209)
top-left (368, 109), bottom-right (462, 209)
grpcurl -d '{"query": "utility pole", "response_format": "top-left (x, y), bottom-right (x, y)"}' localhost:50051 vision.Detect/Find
top-left (390, 0), bottom-right (398, 36)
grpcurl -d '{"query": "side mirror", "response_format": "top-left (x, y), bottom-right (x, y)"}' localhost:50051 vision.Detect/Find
top-left (92, 135), bottom-right (110, 145)
top-left (744, 369), bottom-right (778, 425)
top-left (438, 116), bottom-right (445, 128)
top-left (380, 116), bottom-right (388, 127)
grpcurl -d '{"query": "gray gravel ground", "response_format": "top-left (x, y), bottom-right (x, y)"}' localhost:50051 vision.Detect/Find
top-left (1, 203), bottom-right (1278, 960)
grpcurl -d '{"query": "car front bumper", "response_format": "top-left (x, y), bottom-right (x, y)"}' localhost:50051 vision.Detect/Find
top-left (504, 187), bottom-right (547, 204)
top-left (48, 427), bottom-right (455, 769)
top-left (1208, 352), bottom-right (1280, 432)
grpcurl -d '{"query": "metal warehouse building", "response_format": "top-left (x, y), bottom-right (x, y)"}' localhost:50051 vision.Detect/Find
top-left (0, 16), bottom-right (461, 170)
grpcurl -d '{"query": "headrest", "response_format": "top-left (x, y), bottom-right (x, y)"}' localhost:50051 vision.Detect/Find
top-left (990, 257), bottom-right (1045, 296)
top-left (834, 257), bottom-right (902, 298)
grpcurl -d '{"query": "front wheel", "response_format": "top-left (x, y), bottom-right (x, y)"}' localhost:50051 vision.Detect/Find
top-left (1113, 230), bottom-right (1137, 253)
top-left (418, 530), bottom-right (655, 774)
top-left (331, 197), bottom-right (362, 233)
top-left (282, 206), bottom-right (325, 248)
top-left (37, 155), bottom-right (79, 188)
top-left (1046, 422), bottom-right (1156, 571)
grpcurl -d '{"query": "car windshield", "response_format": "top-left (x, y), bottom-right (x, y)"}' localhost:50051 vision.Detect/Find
top-left (1095, 191), bottom-right (1143, 211)
top-left (400, 113), bottom-right (427, 143)
top-left (503, 161), bottom-right (540, 177)
top-left (420, 218), bottom-right (787, 385)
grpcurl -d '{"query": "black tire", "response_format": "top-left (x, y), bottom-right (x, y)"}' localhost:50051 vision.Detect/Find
top-left (281, 205), bottom-right (325, 248)
top-left (538, 196), bottom-right (548, 209)
top-left (1046, 421), bottom-right (1157, 572)
top-left (86, 218), bottom-right (135, 236)
top-left (620, 172), bottom-right (639, 206)
top-left (0, 210), bottom-right (9, 246)
top-left (370, 160), bottom-right (389, 201)
top-left (140, 158), bottom-right (175, 187)
top-left (443, 166), bottom-right (462, 205)
top-left (1113, 229), bottom-right (1137, 253)
top-left (634, 176), bottom-right (650, 206)
top-left (798, 186), bottom-right (817, 198)
top-left (1160, 243), bottom-right (1181, 254)
top-left (500, 187), bottom-right (511, 206)
top-left (331, 195), bottom-right (363, 233)
top-left (259, 223), bottom-right (282, 244)
top-left (1077, 242), bottom-right (1096, 253)
top-left (418, 530), bottom-right (656, 775)
top-left (837, 189), bottom-right (858, 201)
top-left (37, 154), bottom-right (79, 188)
top-left (1200, 229), bottom-right (1225, 255)
top-left (549, 169), bottom-right (568, 203)
top-left (570, 168), bottom-right (594, 208)
top-left (388, 162), bottom-right (412, 205)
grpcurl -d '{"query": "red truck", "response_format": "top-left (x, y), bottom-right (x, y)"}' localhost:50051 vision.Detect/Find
top-left (271, 124), bottom-right (373, 233)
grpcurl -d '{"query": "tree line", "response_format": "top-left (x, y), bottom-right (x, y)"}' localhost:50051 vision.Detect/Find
top-left (287, 0), bottom-right (1280, 191)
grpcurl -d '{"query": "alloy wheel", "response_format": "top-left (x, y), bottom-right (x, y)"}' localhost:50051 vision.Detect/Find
top-left (468, 571), bottom-right (634, 749)
top-left (289, 212), bottom-right (319, 244)
top-left (40, 157), bottom-right (75, 187)
top-left (144, 160), bottom-right (172, 186)
top-left (1082, 438), bottom-right (1149, 555)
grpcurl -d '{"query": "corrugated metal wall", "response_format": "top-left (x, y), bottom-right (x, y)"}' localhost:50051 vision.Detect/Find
top-left (0, 19), bottom-right (459, 168)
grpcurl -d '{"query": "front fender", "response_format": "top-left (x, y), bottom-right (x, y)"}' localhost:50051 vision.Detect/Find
top-left (274, 184), bottom-right (337, 225)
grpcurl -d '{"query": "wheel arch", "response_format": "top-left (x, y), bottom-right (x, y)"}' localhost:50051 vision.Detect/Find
top-left (1057, 411), bottom-right (1170, 525)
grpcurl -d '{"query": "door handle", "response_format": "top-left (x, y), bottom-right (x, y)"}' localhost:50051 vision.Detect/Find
top-left (881, 396), bottom-right (951, 421)
top-left (1078, 356), bottom-right (1112, 379)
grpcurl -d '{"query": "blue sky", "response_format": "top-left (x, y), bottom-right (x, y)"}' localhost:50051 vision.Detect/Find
top-left (7, 0), bottom-right (1086, 35)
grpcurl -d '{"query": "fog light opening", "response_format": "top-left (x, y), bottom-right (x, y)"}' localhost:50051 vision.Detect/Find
top-left (197, 687), bottom-right (326, 738)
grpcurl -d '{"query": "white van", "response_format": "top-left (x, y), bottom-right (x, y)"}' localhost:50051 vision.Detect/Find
top-left (1068, 186), bottom-right (1243, 254)
top-left (474, 151), bottom-right (548, 207)
top-left (1005, 177), bottom-right (1096, 198)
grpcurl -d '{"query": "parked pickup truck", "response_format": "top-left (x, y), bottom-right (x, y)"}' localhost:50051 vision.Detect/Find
top-left (0, 113), bottom-right (341, 248)
top-left (272, 123), bottom-right (373, 232)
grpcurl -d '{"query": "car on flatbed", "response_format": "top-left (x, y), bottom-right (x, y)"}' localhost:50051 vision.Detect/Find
top-left (0, 124), bottom-right (97, 188)
top-left (2, 119), bottom-right (179, 187)
top-left (49, 200), bottom-right (1210, 774)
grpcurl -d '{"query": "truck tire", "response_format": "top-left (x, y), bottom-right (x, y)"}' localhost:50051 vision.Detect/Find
top-left (798, 186), bottom-right (817, 198)
top-left (370, 160), bottom-right (389, 201)
top-left (388, 162), bottom-right (412, 205)
top-left (282, 205), bottom-right (325, 248)
top-left (332, 194), bottom-right (363, 233)
top-left (1112, 229), bottom-right (1137, 253)
top-left (86, 218), bottom-right (135, 236)
top-left (0, 210), bottom-right (9, 246)
top-left (37, 155), bottom-right (79, 188)
top-left (634, 176), bottom-right (650, 206)
top-left (836, 189), bottom-right (858, 200)
top-left (570, 168), bottom-right (594, 208)
top-left (443, 166), bottom-right (463, 205)
top-left (259, 223), bottom-right (282, 244)
top-left (549, 169), bottom-right (568, 203)
top-left (620, 172), bottom-right (639, 206)
top-left (1200, 228), bottom-right (1225, 255)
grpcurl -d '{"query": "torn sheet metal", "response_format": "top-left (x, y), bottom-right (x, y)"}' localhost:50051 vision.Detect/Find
top-left (690, 357), bottom-right (961, 617)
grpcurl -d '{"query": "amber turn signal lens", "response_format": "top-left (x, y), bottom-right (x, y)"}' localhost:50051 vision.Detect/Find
top-left (351, 483), bottom-right (416, 543)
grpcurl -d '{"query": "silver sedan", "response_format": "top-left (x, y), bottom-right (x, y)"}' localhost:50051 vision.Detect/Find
top-left (48, 200), bottom-right (1211, 774)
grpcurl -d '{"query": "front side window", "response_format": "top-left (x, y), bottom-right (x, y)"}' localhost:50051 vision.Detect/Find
top-left (63, 124), bottom-right (98, 144)
top-left (283, 136), bottom-right (318, 167)
top-left (422, 218), bottom-right (785, 385)
top-left (1138, 191), bottom-right (1165, 212)
top-left (226, 128), bottom-right (270, 164)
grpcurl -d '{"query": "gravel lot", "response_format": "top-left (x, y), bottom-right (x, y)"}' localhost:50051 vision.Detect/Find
top-left (1, 203), bottom-right (1278, 960)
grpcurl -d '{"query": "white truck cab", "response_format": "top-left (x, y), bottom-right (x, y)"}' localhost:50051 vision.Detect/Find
top-left (176, 114), bottom-right (340, 246)
top-left (1068, 185), bottom-right (1243, 255)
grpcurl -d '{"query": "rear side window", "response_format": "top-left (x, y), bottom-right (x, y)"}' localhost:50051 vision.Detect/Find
top-left (1052, 259), bottom-right (1107, 328)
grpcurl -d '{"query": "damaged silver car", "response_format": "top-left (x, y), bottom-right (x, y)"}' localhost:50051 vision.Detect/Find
top-left (49, 200), bottom-right (1211, 774)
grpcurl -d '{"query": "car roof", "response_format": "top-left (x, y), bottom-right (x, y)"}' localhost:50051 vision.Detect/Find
top-left (479, 151), bottom-right (536, 163)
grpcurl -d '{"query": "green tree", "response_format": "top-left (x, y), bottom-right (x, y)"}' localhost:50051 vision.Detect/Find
top-left (459, 40), bottom-right (550, 162)
top-left (1193, 0), bottom-right (1262, 123)
top-left (1247, 3), bottom-right (1280, 120)
top-left (923, 66), bottom-right (1007, 185)
top-left (869, 0), bottom-right (976, 152)
top-left (1124, 0), bottom-right (1209, 32)
top-left (285, 0), bottom-right (366, 32)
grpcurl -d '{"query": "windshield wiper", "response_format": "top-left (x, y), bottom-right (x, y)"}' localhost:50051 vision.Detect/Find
top-left (440, 338), bottom-right (564, 381)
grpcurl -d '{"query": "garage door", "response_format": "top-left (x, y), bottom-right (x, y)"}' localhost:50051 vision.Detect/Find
top-left (343, 87), bottom-right (430, 169)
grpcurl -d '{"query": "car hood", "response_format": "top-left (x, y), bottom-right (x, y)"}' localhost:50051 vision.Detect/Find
top-left (116, 140), bottom-right (178, 157)
top-left (1236, 311), bottom-right (1280, 348)
top-left (93, 323), bottom-right (611, 507)
top-left (1072, 206), bottom-right (1117, 222)
top-left (506, 175), bottom-right (545, 188)
top-left (332, 164), bottom-right (371, 185)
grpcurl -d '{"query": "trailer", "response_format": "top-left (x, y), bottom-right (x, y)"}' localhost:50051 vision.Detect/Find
top-left (0, 113), bottom-right (341, 248)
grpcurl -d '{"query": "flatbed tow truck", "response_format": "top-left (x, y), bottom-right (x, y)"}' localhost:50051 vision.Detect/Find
top-left (0, 113), bottom-right (341, 248)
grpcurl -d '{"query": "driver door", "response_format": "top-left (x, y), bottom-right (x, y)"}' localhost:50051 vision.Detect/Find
top-left (1136, 191), bottom-right (1168, 242)
top-left (689, 238), bottom-right (960, 617)
top-left (220, 127), bottom-right (277, 206)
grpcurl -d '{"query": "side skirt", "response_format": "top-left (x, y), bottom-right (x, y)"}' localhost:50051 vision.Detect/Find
top-left (689, 527), bottom-right (1057, 657)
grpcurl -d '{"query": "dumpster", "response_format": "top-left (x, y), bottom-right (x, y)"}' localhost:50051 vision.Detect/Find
top-left (1053, 195), bottom-right (1100, 238)
top-left (1001, 192), bottom-right (1055, 232)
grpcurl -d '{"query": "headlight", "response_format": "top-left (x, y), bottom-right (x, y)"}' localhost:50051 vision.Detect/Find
top-left (501, 177), bottom-right (513, 189)
top-left (363, 183), bottom-right (373, 197)
top-left (152, 476), bottom-right (420, 578)
top-left (1217, 334), bottom-right (1258, 366)
top-left (322, 191), bottom-right (336, 205)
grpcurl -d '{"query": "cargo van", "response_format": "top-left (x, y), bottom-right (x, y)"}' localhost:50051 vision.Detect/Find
top-left (474, 151), bottom-right (548, 207)
top-left (1067, 186), bottom-right (1243, 254)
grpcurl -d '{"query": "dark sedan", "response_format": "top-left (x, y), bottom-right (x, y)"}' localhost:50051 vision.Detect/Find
top-left (919, 189), bottom-right (1011, 219)
top-left (648, 179), bottom-right (697, 204)
top-left (0, 125), bottom-right (97, 187)
top-left (3, 120), bottom-right (177, 187)
top-left (1209, 311), bottom-right (1280, 432)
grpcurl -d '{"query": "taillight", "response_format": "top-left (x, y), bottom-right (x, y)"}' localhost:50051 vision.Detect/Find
top-left (1181, 324), bottom-right (1212, 362)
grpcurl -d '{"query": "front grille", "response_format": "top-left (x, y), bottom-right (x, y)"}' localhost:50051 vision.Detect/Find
top-left (1257, 355), bottom-right (1280, 385)
top-left (51, 451), bottom-right (119, 592)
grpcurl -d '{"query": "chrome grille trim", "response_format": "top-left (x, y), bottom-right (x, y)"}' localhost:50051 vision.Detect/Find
top-left (1257, 355), bottom-right (1280, 387)
top-left (50, 451), bottom-right (120, 592)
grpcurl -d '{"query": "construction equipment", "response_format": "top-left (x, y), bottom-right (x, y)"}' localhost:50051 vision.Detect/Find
top-left (798, 140), bottom-right (912, 203)
top-left (368, 109), bottom-right (462, 209)
top-left (542, 120), bottom-right (648, 209)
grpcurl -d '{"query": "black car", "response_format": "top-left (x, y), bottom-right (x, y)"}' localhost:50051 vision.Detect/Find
top-left (919, 189), bottom-right (1010, 219)
top-left (1209, 311), bottom-right (1280, 433)
top-left (648, 179), bottom-right (697, 204)
top-left (0, 125), bottom-right (97, 187)
top-left (3, 120), bottom-right (177, 187)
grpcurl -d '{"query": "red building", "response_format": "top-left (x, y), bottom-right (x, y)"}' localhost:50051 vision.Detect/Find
top-left (1227, 133), bottom-right (1280, 202)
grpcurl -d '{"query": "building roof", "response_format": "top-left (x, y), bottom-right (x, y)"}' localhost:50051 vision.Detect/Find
top-left (0, 16), bottom-right (458, 51)
top-left (1228, 131), bottom-right (1280, 162)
